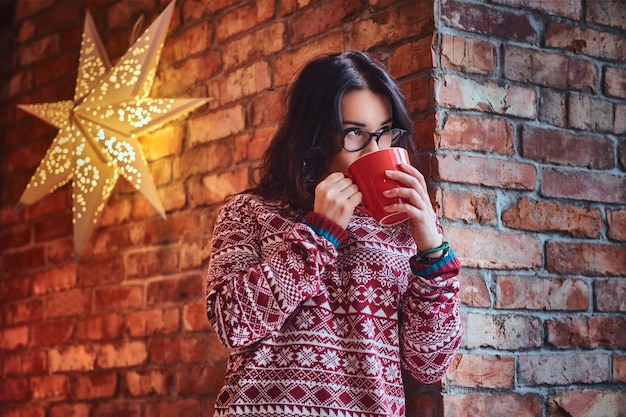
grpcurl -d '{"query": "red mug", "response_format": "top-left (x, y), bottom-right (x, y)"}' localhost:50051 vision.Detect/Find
top-left (348, 147), bottom-right (410, 226)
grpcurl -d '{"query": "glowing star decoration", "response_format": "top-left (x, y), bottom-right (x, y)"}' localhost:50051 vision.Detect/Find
top-left (17, 1), bottom-right (208, 259)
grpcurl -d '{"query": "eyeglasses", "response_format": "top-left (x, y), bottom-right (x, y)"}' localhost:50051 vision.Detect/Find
top-left (342, 127), bottom-right (406, 152)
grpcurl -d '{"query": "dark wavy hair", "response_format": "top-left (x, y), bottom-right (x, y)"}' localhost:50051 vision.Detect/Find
top-left (248, 51), bottom-right (415, 213)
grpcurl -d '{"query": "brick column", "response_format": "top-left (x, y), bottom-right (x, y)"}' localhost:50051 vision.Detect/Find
top-left (434, 0), bottom-right (626, 415)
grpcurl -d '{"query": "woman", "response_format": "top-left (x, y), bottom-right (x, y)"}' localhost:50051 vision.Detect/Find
top-left (206, 51), bottom-right (461, 417)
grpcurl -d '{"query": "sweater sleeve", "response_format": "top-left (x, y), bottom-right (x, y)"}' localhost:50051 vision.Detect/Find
top-left (399, 249), bottom-right (462, 384)
top-left (205, 195), bottom-right (337, 349)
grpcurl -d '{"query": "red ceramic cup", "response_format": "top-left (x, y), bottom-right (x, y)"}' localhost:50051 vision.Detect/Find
top-left (348, 147), bottom-right (410, 226)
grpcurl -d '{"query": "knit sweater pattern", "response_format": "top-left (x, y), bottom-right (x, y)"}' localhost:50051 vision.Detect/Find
top-left (206, 194), bottom-right (462, 417)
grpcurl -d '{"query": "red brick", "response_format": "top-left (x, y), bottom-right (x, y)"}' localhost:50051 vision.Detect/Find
top-left (587, 0), bottom-right (626, 30)
top-left (388, 37), bottom-right (433, 78)
top-left (183, 301), bottom-right (211, 332)
top-left (595, 279), bottom-right (626, 312)
top-left (216, 61), bottom-right (272, 105)
top-left (162, 21), bottom-right (211, 65)
top-left (145, 399), bottom-right (201, 417)
top-left (443, 392), bottom-right (542, 417)
top-left (0, 326), bottom-right (28, 351)
top-left (491, 0), bottom-right (581, 19)
top-left (125, 247), bottom-right (177, 280)
top-left (96, 341), bottom-right (148, 369)
top-left (438, 154), bottom-right (537, 190)
top-left (5, 141), bottom-right (49, 173)
top-left (215, 0), bottom-right (275, 41)
top-left (126, 308), bottom-right (179, 337)
top-left (521, 126), bottom-right (613, 169)
top-left (541, 167), bottom-right (626, 204)
top-left (18, 33), bottom-right (60, 66)
top-left (75, 313), bottom-right (124, 341)
top-left (44, 288), bottom-right (91, 318)
top-left (144, 211), bottom-right (203, 245)
top-left (180, 238), bottom-right (211, 270)
top-left (441, 0), bottom-right (538, 43)
top-left (604, 66), bottom-right (626, 99)
top-left (188, 167), bottom-right (250, 207)
top-left (138, 124), bottom-right (184, 162)
top-left (547, 241), bottom-right (626, 277)
top-left (75, 373), bottom-right (117, 400)
top-left (614, 106), bottom-right (626, 135)
top-left (188, 106), bottom-right (245, 147)
top-left (462, 313), bottom-right (542, 350)
top-left (4, 298), bottom-right (43, 324)
top-left (146, 274), bottom-right (203, 305)
top-left (289, 0), bottom-right (361, 44)
top-left (176, 365), bottom-right (228, 395)
top-left (352, 2), bottom-right (434, 50)
top-left (438, 114), bottom-right (514, 154)
top-left (158, 182), bottom-right (186, 212)
top-left (503, 46), bottom-right (596, 93)
top-left (93, 285), bottom-right (144, 312)
top-left (615, 356), bottom-right (626, 383)
top-left (438, 74), bottom-right (537, 119)
top-left (496, 275), bottom-right (589, 310)
top-left (607, 209), bottom-right (626, 241)
top-left (0, 276), bottom-right (31, 302)
top-left (447, 353), bottom-right (514, 388)
top-left (547, 389), bottom-right (626, 417)
top-left (547, 316), bottom-right (626, 349)
top-left (250, 90), bottom-right (285, 128)
top-left (33, 211), bottom-right (73, 242)
top-left (125, 370), bottom-right (171, 397)
top-left (458, 269), bottom-right (492, 308)
top-left (49, 345), bottom-right (96, 372)
top-left (49, 403), bottom-right (91, 417)
top-left (174, 142), bottom-right (232, 180)
top-left (519, 353), bottom-right (610, 385)
top-left (447, 226), bottom-right (542, 270)
top-left (539, 88), bottom-right (567, 127)
top-left (30, 320), bottom-right (74, 347)
top-left (92, 401), bottom-right (141, 417)
top-left (33, 264), bottom-right (76, 294)
top-left (223, 23), bottom-right (285, 70)
top-left (568, 93), bottom-right (615, 132)
top-left (92, 223), bottom-right (145, 255)
top-left (272, 33), bottom-right (345, 87)
top-left (502, 198), bottom-right (603, 238)
top-left (76, 253), bottom-right (125, 287)
top-left (546, 22), bottom-right (626, 61)
top-left (438, 189), bottom-right (498, 226)
top-left (3, 350), bottom-right (47, 376)
top-left (440, 35), bottom-right (497, 75)
top-left (31, 374), bottom-right (71, 401)
top-left (2, 246), bottom-right (46, 273)
top-left (149, 336), bottom-right (209, 364)
top-left (154, 52), bottom-right (222, 96)
top-left (401, 76), bottom-right (431, 115)
top-left (0, 377), bottom-right (31, 402)
top-left (235, 128), bottom-right (274, 164)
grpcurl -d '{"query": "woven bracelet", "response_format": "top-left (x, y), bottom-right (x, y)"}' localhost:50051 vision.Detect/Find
top-left (417, 241), bottom-right (450, 257)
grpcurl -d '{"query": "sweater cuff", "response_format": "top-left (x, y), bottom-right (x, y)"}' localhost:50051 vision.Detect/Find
top-left (304, 212), bottom-right (348, 248)
top-left (410, 248), bottom-right (458, 279)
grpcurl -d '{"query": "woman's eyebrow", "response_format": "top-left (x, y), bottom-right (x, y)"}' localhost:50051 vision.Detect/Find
top-left (342, 118), bottom-right (393, 127)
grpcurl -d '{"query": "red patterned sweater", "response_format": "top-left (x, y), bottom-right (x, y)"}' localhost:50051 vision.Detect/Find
top-left (206, 194), bottom-right (462, 417)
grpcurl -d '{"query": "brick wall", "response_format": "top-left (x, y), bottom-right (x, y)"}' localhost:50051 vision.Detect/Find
top-left (435, 0), bottom-right (626, 416)
top-left (0, 1), bottom-right (624, 417)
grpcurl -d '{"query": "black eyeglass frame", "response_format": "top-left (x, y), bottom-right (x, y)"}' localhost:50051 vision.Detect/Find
top-left (342, 127), bottom-right (407, 152)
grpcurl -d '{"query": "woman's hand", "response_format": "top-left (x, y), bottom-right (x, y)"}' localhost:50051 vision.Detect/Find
top-left (314, 172), bottom-right (362, 229)
top-left (382, 163), bottom-right (443, 253)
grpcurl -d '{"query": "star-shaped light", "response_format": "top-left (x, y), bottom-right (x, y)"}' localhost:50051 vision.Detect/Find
top-left (17, 1), bottom-right (208, 259)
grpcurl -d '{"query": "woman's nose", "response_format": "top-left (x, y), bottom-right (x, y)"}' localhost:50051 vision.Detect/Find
top-left (363, 136), bottom-right (381, 154)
